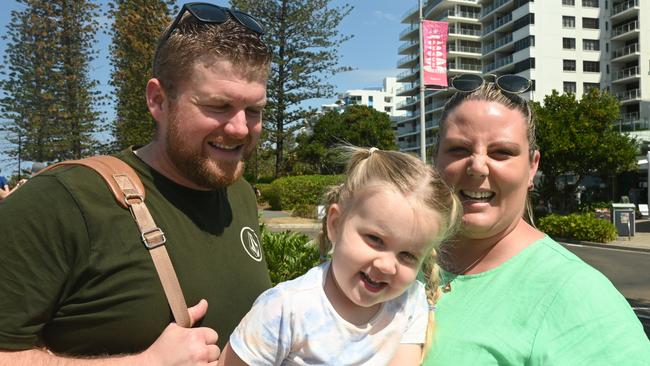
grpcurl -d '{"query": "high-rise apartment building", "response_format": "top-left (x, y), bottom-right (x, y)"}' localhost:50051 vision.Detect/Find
top-left (396, 0), bottom-right (650, 154)
top-left (396, 0), bottom-right (482, 154)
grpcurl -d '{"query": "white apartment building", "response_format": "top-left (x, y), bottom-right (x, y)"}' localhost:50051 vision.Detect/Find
top-left (396, 0), bottom-right (650, 153)
top-left (322, 77), bottom-right (407, 119)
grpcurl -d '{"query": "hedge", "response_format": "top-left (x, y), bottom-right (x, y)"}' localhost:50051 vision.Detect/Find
top-left (267, 175), bottom-right (344, 211)
top-left (538, 213), bottom-right (617, 243)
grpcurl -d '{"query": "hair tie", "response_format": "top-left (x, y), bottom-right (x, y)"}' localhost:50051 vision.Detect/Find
top-left (369, 147), bottom-right (379, 155)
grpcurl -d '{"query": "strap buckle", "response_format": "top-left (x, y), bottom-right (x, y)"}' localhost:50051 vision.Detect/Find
top-left (142, 227), bottom-right (166, 249)
top-left (124, 192), bottom-right (144, 207)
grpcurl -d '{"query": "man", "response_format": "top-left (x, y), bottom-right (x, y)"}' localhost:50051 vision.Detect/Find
top-left (0, 3), bottom-right (271, 365)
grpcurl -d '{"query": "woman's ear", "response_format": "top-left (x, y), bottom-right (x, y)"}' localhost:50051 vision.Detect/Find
top-left (326, 203), bottom-right (342, 244)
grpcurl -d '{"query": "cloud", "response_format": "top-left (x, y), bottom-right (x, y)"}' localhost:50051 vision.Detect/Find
top-left (363, 10), bottom-right (398, 25)
top-left (335, 68), bottom-right (400, 89)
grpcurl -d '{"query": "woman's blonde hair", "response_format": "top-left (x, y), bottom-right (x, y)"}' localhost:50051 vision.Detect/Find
top-left (318, 145), bottom-right (462, 354)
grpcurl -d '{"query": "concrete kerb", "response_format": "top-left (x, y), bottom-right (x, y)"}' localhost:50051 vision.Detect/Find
top-left (555, 236), bottom-right (650, 253)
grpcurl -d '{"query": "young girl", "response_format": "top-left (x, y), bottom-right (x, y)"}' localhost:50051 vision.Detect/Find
top-left (219, 146), bottom-right (461, 366)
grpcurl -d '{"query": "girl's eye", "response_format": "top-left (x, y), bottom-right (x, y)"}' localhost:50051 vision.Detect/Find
top-left (399, 252), bottom-right (419, 266)
top-left (365, 234), bottom-right (383, 247)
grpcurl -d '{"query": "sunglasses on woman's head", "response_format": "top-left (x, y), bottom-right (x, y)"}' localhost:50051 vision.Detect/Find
top-left (160, 2), bottom-right (265, 46)
top-left (451, 74), bottom-right (531, 94)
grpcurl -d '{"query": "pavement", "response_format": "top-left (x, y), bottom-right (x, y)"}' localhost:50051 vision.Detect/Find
top-left (259, 208), bottom-right (650, 252)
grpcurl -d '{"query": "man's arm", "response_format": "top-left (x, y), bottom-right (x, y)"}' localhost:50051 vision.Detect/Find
top-left (0, 300), bottom-right (220, 366)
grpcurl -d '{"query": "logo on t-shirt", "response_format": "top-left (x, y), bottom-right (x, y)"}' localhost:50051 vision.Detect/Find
top-left (240, 227), bottom-right (262, 262)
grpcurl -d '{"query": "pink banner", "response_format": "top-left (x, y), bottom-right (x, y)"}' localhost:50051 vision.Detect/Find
top-left (422, 20), bottom-right (448, 87)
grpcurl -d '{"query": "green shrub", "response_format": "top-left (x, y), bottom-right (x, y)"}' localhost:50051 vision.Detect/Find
top-left (291, 204), bottom-right (317, 219)
top-left (270, 175), bottom-right (344, 210)
top-left (538, 213), bottom-right (617, 243)
top-left (261, 185), bottom-right (282, 210)
top-left (261, 225), bottom-right (320, 285)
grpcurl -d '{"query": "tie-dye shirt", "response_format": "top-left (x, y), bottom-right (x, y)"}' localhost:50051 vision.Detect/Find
top-left (229, 261), bottom-right (429, 365)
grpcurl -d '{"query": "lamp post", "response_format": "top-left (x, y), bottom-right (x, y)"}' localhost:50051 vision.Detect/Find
top-left (418, 0), bottom-right (426, 162)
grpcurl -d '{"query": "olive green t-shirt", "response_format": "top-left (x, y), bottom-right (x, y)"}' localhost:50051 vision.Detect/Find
top-left (424, 236), bottom-right (650, 365)
top-left (0, 149), bottom-right (271, 356)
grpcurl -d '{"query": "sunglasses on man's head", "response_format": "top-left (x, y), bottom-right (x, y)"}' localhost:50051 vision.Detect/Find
top-left (451, 74), bottom-right (531, 94)
top-left (160, 2), bottom-right (265, 45)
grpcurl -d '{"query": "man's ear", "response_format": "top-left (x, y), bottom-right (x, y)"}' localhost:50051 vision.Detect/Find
top-left (146, 78), bottom-right (168, 124)
top-left (326, 204), bottom-right (342, 243)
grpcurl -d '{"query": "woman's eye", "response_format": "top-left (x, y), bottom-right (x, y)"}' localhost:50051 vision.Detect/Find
top-left (446, 146), bottom-right (469, 155)
top-left (491, 150), bottom-right (515, 159)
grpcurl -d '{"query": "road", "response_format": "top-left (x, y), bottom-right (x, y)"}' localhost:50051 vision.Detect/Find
top-left (563, 243), bottom-right (650, 338)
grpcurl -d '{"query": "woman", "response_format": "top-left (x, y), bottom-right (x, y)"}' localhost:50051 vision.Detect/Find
top-left (424, 75), bottom-right (650, 365)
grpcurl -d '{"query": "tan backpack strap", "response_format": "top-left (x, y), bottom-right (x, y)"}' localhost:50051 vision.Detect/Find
top-left (41, 156), bottom-right (191, 328)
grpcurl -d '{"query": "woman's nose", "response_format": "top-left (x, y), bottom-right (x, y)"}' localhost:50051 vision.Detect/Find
top-left (466, 154), bottom-right (489, 177)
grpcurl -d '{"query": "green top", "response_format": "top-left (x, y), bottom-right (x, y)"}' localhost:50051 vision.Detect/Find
top-left (0, 149), bottom-right (271, 355)
top-left (424, 236), bottom-right (650, 365)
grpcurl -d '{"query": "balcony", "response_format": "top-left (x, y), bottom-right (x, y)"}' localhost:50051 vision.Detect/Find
top-left (396, 81), bottom-right (420, 96)
top-left (612, 43), bottom-right (640, 60)
top-left (397, 53), bottom-right (418, 68)
top-left (401, 4), bottom-right (419, 22)
top-left (612, 0), bottom-right (639, 18)
top-left (611, 20), bottom-right (639, 40)
top-left (396, 67), bottom-right (419, 82)
top-left (484, 55), bottom-right (513, 73)
top-left (448, 44), bottom-right (481, 54)
top-left (483, 13), bottom-right (512, 36)
top-left (423, 0), bottom-right (444, 18)
top-left (399, 23), bottom-right (419, 40)
top-left (449, 26), bottom-right (481, 37)
top-left (448, 62), bottom-right (482, 72)
top-left (612, 66), bottom-right (640, 82)
top-left (396, 96), bottom-right (418, 109)
top-left (481, 0), bottom-right (510, 19)
top-left (398, 40), bottom-right (419, 54)
top-left (615, 88), bottom-right (641, 102)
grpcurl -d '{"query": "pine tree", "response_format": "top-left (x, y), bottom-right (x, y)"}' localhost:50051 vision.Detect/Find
top-left (230, 0), bottom-right (353, 178)
top-left (108, 0), bottom-right (175, 149)
top-left (57, 1), bottom-right (103, 159)
top-left (0, 0), bottom-right (102, 168)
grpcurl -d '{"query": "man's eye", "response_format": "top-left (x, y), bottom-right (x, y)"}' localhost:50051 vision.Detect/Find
top-left (246, 108), bottom-right (262, 117)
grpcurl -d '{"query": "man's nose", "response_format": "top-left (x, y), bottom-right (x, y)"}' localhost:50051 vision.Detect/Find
top-left (223, 110), bottom-right (249, 139)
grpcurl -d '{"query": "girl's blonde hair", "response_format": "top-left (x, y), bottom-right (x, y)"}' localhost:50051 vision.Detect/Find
top-left (318, 145), bottom-right (462, 354)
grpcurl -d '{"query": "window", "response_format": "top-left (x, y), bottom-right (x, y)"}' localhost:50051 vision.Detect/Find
top-left (564, 82), bottom-right (577, 93)
top-left (582, 17), bottom-right (599, 29)
top-left (582, 0), bottom-right (598, 7)
top-left (563, 16), bottom-right (575, 28)
top-left (563, 37), bottom-right (576, 49)
top-left (563, 60), bottom-right (576, 71)
top-left (513, 14), bottom-right (534, 31)
top-left (384, 106), bottom-right (392, 113)
top-left (514, 58), bottom-right (535, 73)
top-left (583, 61), bottom-right (600, 72)
top-left (563, 0), bottom-right (575, 5)
top-left (583, 39), bottom-right (600, 51)
top-left (514, 36), bottom-right (535, 52)
top-left (384, 96), bottom-right (392, 103)
top-left (583, 82), bottom-right (600, 92)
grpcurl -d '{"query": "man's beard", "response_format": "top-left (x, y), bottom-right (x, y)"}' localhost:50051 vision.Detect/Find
top-left (165, 116), bottom-right (255, 189)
